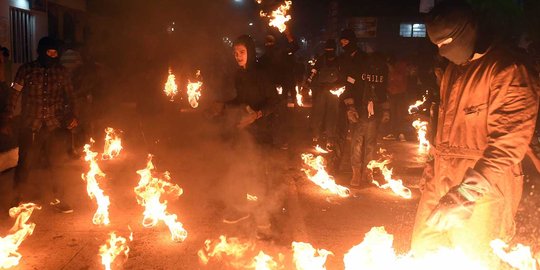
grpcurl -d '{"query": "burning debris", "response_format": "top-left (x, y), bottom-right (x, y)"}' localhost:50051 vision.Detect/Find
top-left (367, 151), bottom-right (412, 199)
top-left (134, 155), bottom-right (188, 242)
top-left (102, 127), bottom-right (123, 160)
top-left (329, 86), bottom-right (346, 98)
top-left (99, 232), bottom-right (131, 270)
top-left (295, 86), bottom-right (304, 107)
top-left (259, 1), bottom-right (292, 33)
top-left (344, 226), bottom-right (490, 270)
top-left (301, 152), bottom-right (350, 197)
top-left (292, 242), bottom-right (333, 270)
top-left (187, 70), bottom-right (203, 108)
top-left (412, 120), bottom-right (430, 154)
top-left (408, 96), bottom-right (427, 114)
top-left (247, 194), bottom-right (259, 202)
top-left (314, 145), bottom-right (329, 154)
top-left (0, 203), bottom-right (41, 269)
top-left (250, 251), bottom-right (280, 270)
top-left (490, 239), bottom-right (538, 270)
top-left (164, 69), bottom-right (178, 101)
top-left (82, 140), bottom-right (111, 225)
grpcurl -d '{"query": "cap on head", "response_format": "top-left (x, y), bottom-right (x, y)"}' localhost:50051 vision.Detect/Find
top-left (37, 37), bottom-right (59, 56)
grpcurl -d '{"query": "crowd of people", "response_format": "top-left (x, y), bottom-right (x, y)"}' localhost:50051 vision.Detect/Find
top-left (0, 0), bottom-right (539, 266)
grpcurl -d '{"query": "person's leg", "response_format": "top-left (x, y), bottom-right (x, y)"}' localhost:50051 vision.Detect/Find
top-left (311, 89), bottom-right (326, 142)
top-left (350, 119), bottom-right (366, 186)
top-left (44, 128), bottom-right (73, 213)
top-left (13, 128), bottom-right (39, 203)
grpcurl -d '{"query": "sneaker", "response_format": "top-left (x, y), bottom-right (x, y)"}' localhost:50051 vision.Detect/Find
top-left (222, 209), bottom-right (251, 224)
top-left (398, 134), bottom-right (406, 142)
top-left (50, 199), bottom-right (74, 214)
top-left (256, 224), bottom-right (273, 241)
top-left (382, 134), bottom-right (396, 141)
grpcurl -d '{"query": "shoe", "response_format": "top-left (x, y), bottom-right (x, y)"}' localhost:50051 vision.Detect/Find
top-left (398, 134), bottom-right (406, 142)
top-left (50, 199), bottom-right (74, 214)
top-left (222, 209), bottom-right (251, 224)
top-left (350, 167), bottom-right (362, 187)
top-left (382, 134), bottom-right (396, 141)
top-left (256, 224), bottom-right (273, 241)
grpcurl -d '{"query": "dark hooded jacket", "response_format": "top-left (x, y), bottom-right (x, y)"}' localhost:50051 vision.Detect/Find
top-left (226, 35), bottom-right (279, 144)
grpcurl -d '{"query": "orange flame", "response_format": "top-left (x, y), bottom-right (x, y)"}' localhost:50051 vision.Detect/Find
top-left (198, 236), bottom-right (254, 268)
top-left (187, 70), bottom-right (203, 108)
top-left (301, 153), bottom-right (350, 197)
top-left (276, 86), bottom-right (283, 95)
top-left (295, 86), bottom-right (304, 107)
top-left (367, 157), bottom-right (412, 199)
top-left (82, 140), bottom-right (111, 225)
top-left (0, 203), bottom-right (41, 269)
top-left (250, 251), bottom-right (279, 270)
top-left (101, 127), bottom-right (122, 160)
top-left (344, 226), bottom-right (490, 270)
top-left (408, 96), bottom-right (427, 114)
top-left (99, 232), bottom-right (130, 270)
top-left (412, 119), bottom-right (430, 154)
top-left (247, 194), bottom-right (258, 202)
top-left (134, 155), bottom-right (187, 242)
top-left (260, 1), bottom-right (292, 33)
top-left (164, 69), bottom-right (178, 101)
top-left (292, 242), bottom-right (333, 270)
top-left (490, 239), bottom-right (538, 270)
top-left (315, 145), bottom-right (329, 154)
top-left (330, 86), bottom-right (346, 97)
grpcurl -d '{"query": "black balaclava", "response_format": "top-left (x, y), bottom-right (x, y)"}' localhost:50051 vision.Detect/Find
top-left (37, 37), bottom-right (59, 67)
top-left (426, 1), bottom-right (478, 65)
top-left (340, 29), bottom-right (358, 54)
top-left (324, 39), bottom-right (337, 59)
top-left (233, 35), bottom-right (257, 70)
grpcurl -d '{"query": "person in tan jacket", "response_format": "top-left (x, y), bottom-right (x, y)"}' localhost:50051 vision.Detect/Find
top-left (411, 1), bottom-right (540, 265)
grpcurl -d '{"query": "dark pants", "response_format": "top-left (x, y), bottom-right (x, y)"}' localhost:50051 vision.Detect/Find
top-left (272, 98), bottom-right (290, 146)
top-left (388, 92), bottom-right (408, 136)
top-left (350, 117), bottom-right (378, 170)
top-left (312, 89), bottom-right (340, 141)
top-left (14, 127), bottom-right (68, 201)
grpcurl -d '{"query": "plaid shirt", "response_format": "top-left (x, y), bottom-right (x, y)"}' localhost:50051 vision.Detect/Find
top-left (4, 60), bottom-right (77, 131)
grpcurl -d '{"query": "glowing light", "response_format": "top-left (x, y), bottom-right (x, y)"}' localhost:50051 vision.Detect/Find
top-left (330, 86), bottom-right (346, 97)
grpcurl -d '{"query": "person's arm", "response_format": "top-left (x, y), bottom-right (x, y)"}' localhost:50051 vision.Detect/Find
top-left (473, 64), bottom-right (539, 183)
top-left (2, 65), bottom-right (26, 121)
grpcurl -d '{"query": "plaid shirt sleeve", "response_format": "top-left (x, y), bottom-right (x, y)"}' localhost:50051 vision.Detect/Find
top-left (2, 64), bottom-right (27, 121)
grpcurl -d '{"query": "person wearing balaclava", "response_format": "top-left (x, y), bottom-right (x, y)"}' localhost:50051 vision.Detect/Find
top-left (307, 39), bottom-right (342, 171)
top-left (217, 34), bottom-right (280, 241)
top-left (411, 1), bottom-right (539, 265)
top-left (0, 36), bottom-right (78, 213)
top-left (339, 28), bottom-right (381, 187)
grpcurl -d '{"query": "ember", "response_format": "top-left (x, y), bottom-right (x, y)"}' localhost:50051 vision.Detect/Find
top-left (301, 152), bottom-right (350, 197)
top-left (0, 203), bottom-right (41, 269)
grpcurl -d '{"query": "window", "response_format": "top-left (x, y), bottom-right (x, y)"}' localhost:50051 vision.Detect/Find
top-left (399, 23), bottom-right (426, 38)
top-left (10, 7), bottom-right (34, 64)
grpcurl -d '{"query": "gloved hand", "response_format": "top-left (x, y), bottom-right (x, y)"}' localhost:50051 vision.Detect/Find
top-left (381, 111), bottom-right (390, 123)
top-left (426, 168), bottom-right (491, 231)
top-left (347, 106), bottom-right (360, 123)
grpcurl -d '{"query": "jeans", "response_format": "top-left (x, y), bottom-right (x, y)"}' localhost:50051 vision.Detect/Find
top-left (350, 117), bottom-right (378, 170)
top-left (311, 89), bottom-right (340, 140)
top-left (14, 127), bottom-right (69, 200)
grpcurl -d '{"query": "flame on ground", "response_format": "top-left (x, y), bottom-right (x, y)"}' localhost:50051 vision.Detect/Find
top-left (259, 1), bottom-right (292, 33)
top-left (490, 239), bottom-right (538, 270)
top-left (408, 96), bottom-right (427, 114)
top-left (82, 141), bottom-right (111, 225)
top-left (187, 70), bottom-right (203, 108)
top-left (99, 232), bottom-right (130, 270)
top-left (366, 158), bottom-right (412, 199)
top-left (134, 155), bottom-right (187, 242)
top-left (295, 86), bottom-right (304, 107)
top-left (292, 242), bottom-right (333, 270)
top-left (250, 251), bottom-right (280, 270)
top-left (198, 236), bottom-right (254, 268)
top-left (164, 69), bottom-right (178, 101)
top-left (301, 153), bottom-right (350, 197)
top-left (102, 127), bottom-right (122, 160)
top-left (315, 145), bottom-right (329, 154)
top-left (344, 226), bottom-right (489, 270)
top-left (329, 86), bottom-right (346, 97)
top-left (412, 119), bottom-right (430, 154)
top-left (0, 203), bottom-right (41, 269)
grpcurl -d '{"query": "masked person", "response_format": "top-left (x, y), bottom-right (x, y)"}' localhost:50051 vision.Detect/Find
top-left (0, 37), bottom-right (78, 213)
top-left (219, 35), bottom-right (280, 240)
top-left (340, 29), bottom-right (390, 186)
top-left (411, 1), bottom-right (539, 265)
